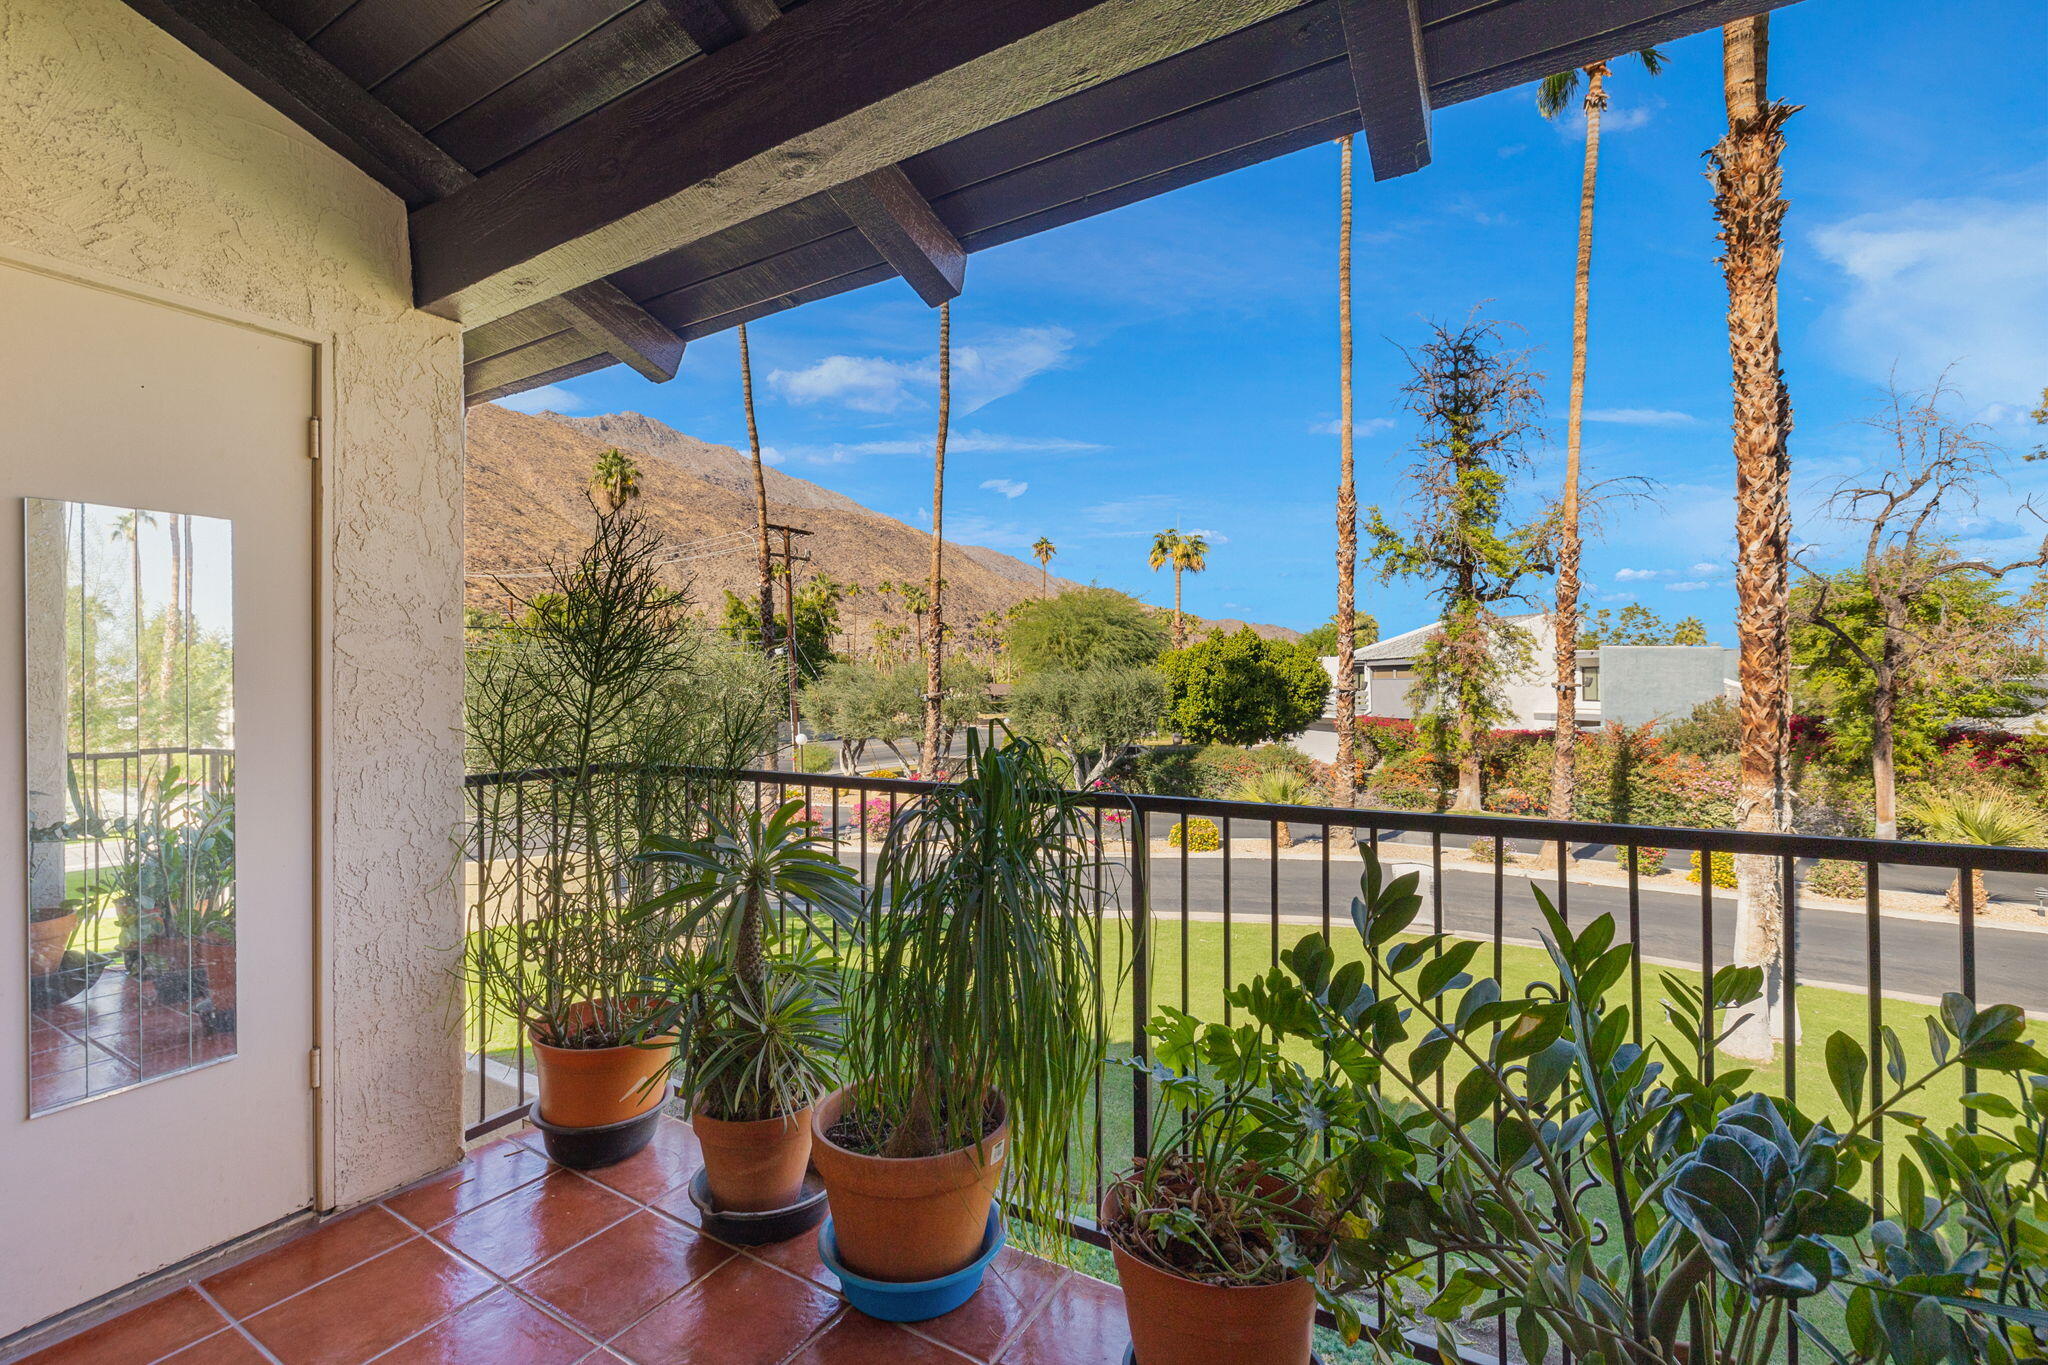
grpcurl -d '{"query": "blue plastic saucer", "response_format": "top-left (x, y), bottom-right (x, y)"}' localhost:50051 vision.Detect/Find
top-left (817, 1204), bottom-right (1005, 1322)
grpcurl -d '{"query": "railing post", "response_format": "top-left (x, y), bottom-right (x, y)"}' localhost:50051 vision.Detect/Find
top-left (1130, 807), bottom-right (1151, 1163)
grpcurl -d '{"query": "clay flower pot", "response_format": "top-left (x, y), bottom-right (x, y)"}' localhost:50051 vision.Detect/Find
top-left (1103, 1184), bottom-right (1319, 1365)
top-left (693, 1107), bottom-right (815, 1212)
top-left (531, 1000), bottom-right (675, 1129)
top-left (29, 909), bottom-right (77, 977)
top-left (810, 1085), bottom-right (1009, 1283)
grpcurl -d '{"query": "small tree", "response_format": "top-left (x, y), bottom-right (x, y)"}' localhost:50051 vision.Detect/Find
top-left (1579, 602), bottom-right (1711, 646)
top-left (1008, 665), bottom-right (1166, 787)
top-left (1158, 628), bottom-right (1329, 747)
top-left (1795, 379), bottom-right (2048, 838)
top-left (1298, 612), bottom-right (1381, 655)
top-left (719, 576), bottom-right (845, 684)
top-left (1366, 313), bottom-right (1555, 809)
top-left (799, 657), bottom-right (988, 773)
top-left (1006, 587), bottom-right (1170, 674)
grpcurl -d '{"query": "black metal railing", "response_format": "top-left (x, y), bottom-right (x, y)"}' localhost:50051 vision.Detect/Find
top-left (461, 764), bottom-right (2048, 1358)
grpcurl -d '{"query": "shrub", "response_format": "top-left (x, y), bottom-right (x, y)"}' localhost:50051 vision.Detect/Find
top-left (1615, 845), bottom-right (1666, 876)
top-left (796, 742), bottom-right (836, 773)
top-left (1687, 849), bottom-right (1736, 888)
top-left (1468, 835), bottom-right (1516, 865)
top-left (1189, 743), bottom-right (1317, 800)
top-left (1663, 695), bottom-right (1739, 758)
top-left (864, 767), bottom-right (904, 779)
top-left (1158, 628), bottom-right (1330, 745)
top-left (1167, 818), bottom-right (1221, 852)
top-left (1806, 859), bottom-right (1867, 900)
top-left (1124, 744), bottom-right (1201, 797)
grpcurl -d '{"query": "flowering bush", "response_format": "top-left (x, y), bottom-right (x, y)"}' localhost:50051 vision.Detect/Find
top-left (1806, 858), bottom-right (1866, 900)
top-left (854, 797), bottom-right (895, 839)
top-left (1687, 849), bottom-right (1736, 888)
top-left (1615, 845), bottom-right (1666, 876)
top-left (1167, 818), bottom-right (1221, 852)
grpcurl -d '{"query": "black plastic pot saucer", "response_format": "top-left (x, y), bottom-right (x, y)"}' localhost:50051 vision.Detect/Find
top-left (685, 1168), bottom-right (829, 1246)
top-left (1124, 1349), bottom-right (1324, 1364)
top-left (525, 1100), bottom-right (661, 1170)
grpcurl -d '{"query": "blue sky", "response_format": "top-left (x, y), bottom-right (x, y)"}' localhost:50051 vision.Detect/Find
top-left (499, 0), bottom-right (2048, 639)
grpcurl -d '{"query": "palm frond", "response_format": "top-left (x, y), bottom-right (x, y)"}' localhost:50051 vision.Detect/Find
top-left (1536, 69), bottom-right (1579, 118)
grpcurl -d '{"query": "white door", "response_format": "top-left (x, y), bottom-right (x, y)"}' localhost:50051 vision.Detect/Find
top-left (0, 262), bottom-right (318, 1336)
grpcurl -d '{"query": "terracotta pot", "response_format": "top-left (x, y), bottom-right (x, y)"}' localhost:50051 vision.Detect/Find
top-left (29, 911), bottom-right (77, 976)
top-left (810, 1085), bottom-right (1009, 1283)
top-left (531, 1000), bottom-right (675, 1129)
top-left (197, 936), bottom-right (235, 1012)
top-left (1103, 1183), bottom-right (1318, 1365)
top-left (693, 1107), bottom-right (814, 1212)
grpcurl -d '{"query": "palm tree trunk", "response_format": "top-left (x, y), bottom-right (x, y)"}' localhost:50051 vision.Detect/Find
top-left (1172, 568), bottom-right (1184, 650)
top-left (1871, 652), bottom-right (1899, 840)
top-left (1333, 136), bottom-right (1360, 835)
top-left (1714, 15), bottom-right (1798, 1060)
top-left (159, 514), bottom-right (185, 700)
top-left (739, 325), bottom-right (779, 765)
top-left (1550, 64), bottom-right (1607, 821)
top-left (921, 302), bottom-right (951, 777)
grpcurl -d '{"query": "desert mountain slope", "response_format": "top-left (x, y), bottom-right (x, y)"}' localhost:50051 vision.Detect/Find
top-left (465, 404), bottom-right (1298, 648)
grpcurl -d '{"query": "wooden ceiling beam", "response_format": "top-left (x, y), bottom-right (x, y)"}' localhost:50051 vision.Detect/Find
top-left (1339, 0), bottom-right (1431, 180)
top-left (829, 167), bottom-right (965, 306)
top-left (655, 0), bottom-right (964, 307)
top-left (405, 0), bottom-right (1310, 326)
top-left (120, 0), bottom-right (688, 397)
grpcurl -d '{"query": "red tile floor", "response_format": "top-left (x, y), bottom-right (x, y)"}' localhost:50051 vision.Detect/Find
top-left (17, 1117), bottom-right (1132, 1365)
top-left (31, 961), bottom-right (235, 1112)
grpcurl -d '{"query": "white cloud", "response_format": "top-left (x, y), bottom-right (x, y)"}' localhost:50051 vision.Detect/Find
top-left (1184, 528), bottom-right (1229, 544)
top-left (1582, 408), bottom-right (1699, 427)
top-left (1690, 562), bottom-right (1721, 575)
top-left (1554, 99), bottom-right (1659, 140)
top-left (491, 385), bottom-right (586, 415)
top-left (1310, 416), bottom-right (1397, 436)
top-left (980, 478), bottom-right (1028, 499)
top-left (1497, 143), bottom-right (1528, 159)
top-left (758, 445), bottom-right (787, 467)
top-left (1614, 567), bottom-right (1662, 582)
top-left (1811, 194), bottom-right (2048, 408)
top-left (774, 430), bottom-right (1103, 465)
top-left (767, 327), bottom-right (1077, 415)
top-left (1668, 580), bottom-right (1719, 593)
top-left (1082, 494), bottom-right (1178, 528)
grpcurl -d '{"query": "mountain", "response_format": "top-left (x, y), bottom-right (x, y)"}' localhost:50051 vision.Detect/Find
top-left (464, 405), bottom-right (1300, 650)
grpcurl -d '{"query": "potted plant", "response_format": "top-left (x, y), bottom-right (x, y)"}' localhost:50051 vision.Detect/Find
top-left (463, 507), bottom-right (779, 1167)
top-left (635, 798), bottom-right (860, 1215)
top-left (29, 898), bottom-right (84, 977)
top-left (1104, 1003), bottom-right (1359, 1365)
top-left (813, 735), bottom-right (1110, 1317)
top-left (1233, 854), bottom-right (2048, 1362)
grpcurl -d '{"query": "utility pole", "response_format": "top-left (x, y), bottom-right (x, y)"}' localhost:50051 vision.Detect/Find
top-left (766, 522), bottom-right (812, 766)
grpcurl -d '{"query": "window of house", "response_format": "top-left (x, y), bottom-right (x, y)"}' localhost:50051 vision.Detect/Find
top-left (1580, 665), bottom-right (1600, 702)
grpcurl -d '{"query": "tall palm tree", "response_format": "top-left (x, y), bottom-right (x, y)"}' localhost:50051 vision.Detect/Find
top-left (589, 448), bottom-right (642, 512)
top-left (1712, 14), bottom-right (1797, 1060)
top-left (1538, 47), bottom-right (1664, 820)
top-left (1333, 135), bottom-right (1361, 827)
top-left (1173, 534), bottom-right (1209, 644)
top-left (111, 510), bottom-right (155, 746)
top-left (921, 301), bottom-right (952, 777)
top-left (1032, 536), bottom-right (1056, 595)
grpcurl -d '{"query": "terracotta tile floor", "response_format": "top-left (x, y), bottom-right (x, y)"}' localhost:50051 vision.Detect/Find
top-left (17, 1118), bottom-right (1133, 1365)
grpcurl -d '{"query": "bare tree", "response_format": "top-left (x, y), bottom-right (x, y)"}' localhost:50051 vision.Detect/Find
top-left (1798, 378), bottom-right (2048, 839)
top-left (1712, 14), bottom-right (1799, 1060)
top-left (921, 301), bottom-right (952, 776)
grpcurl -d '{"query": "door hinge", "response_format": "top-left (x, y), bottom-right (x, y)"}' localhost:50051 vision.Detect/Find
top-left (309, 1048), bottom-right (323, 1090)
top-left (307, 416), bottom-right (322, 460)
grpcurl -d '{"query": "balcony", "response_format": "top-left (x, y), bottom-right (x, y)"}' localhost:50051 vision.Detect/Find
top-left (20, 1116), bottom-right (1121, 1365)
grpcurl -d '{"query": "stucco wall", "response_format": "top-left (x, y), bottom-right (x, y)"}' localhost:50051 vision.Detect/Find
top-left (0, 0), bottom-right (466, 1207)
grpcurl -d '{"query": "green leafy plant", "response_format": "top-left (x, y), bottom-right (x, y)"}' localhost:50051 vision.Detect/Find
top-left (1107, 1006), bottom-right (1359, 1323)
top-left (635, 798), bottom-right (862, 1121)
top-left (1168, 818), bottom-right (1221, 852)
top-left (1906, 790), bottom-right (2048, 910)
top-left (1616, 844), bottom-right (1667, 876)
top-left (464, 508), bottom-right (778, 1051)
top-left (1159, 627), bottom-right (1331, 747)
top-left (840, 734), bottom-right (1113, 1242)
top-left (1229, 855), bottom-right (2048, 1361)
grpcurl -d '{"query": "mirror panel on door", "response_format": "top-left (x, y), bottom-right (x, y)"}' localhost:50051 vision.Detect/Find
top-left (25, 499), bottom-right (236, 1114)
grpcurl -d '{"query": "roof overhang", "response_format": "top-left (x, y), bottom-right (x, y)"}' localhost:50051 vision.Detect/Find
top-left (121, 0), bottom-right (1800, 404)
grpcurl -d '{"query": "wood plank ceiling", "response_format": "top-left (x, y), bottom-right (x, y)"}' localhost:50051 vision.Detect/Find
top-left (122, 0), bottom-right (1801, 404)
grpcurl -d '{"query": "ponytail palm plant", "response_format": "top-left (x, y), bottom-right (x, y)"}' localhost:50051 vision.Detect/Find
top-left (842, 733), bottom-right (1115, 1236)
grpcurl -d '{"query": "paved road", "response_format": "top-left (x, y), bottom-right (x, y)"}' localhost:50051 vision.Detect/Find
top-left (1136, 853), bottom-right (2048, 1012)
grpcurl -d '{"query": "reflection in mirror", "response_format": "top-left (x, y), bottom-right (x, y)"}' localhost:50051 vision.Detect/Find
top-left (26, 500), bottom-right (235, 1114)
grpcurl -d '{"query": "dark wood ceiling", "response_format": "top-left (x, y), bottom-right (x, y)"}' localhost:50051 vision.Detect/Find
top-left (124, 0), bottom-right (1800, 404)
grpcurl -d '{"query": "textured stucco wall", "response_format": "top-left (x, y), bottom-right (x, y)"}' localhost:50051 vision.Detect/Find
top-left (1, 0), bottom-right (467, 1206)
